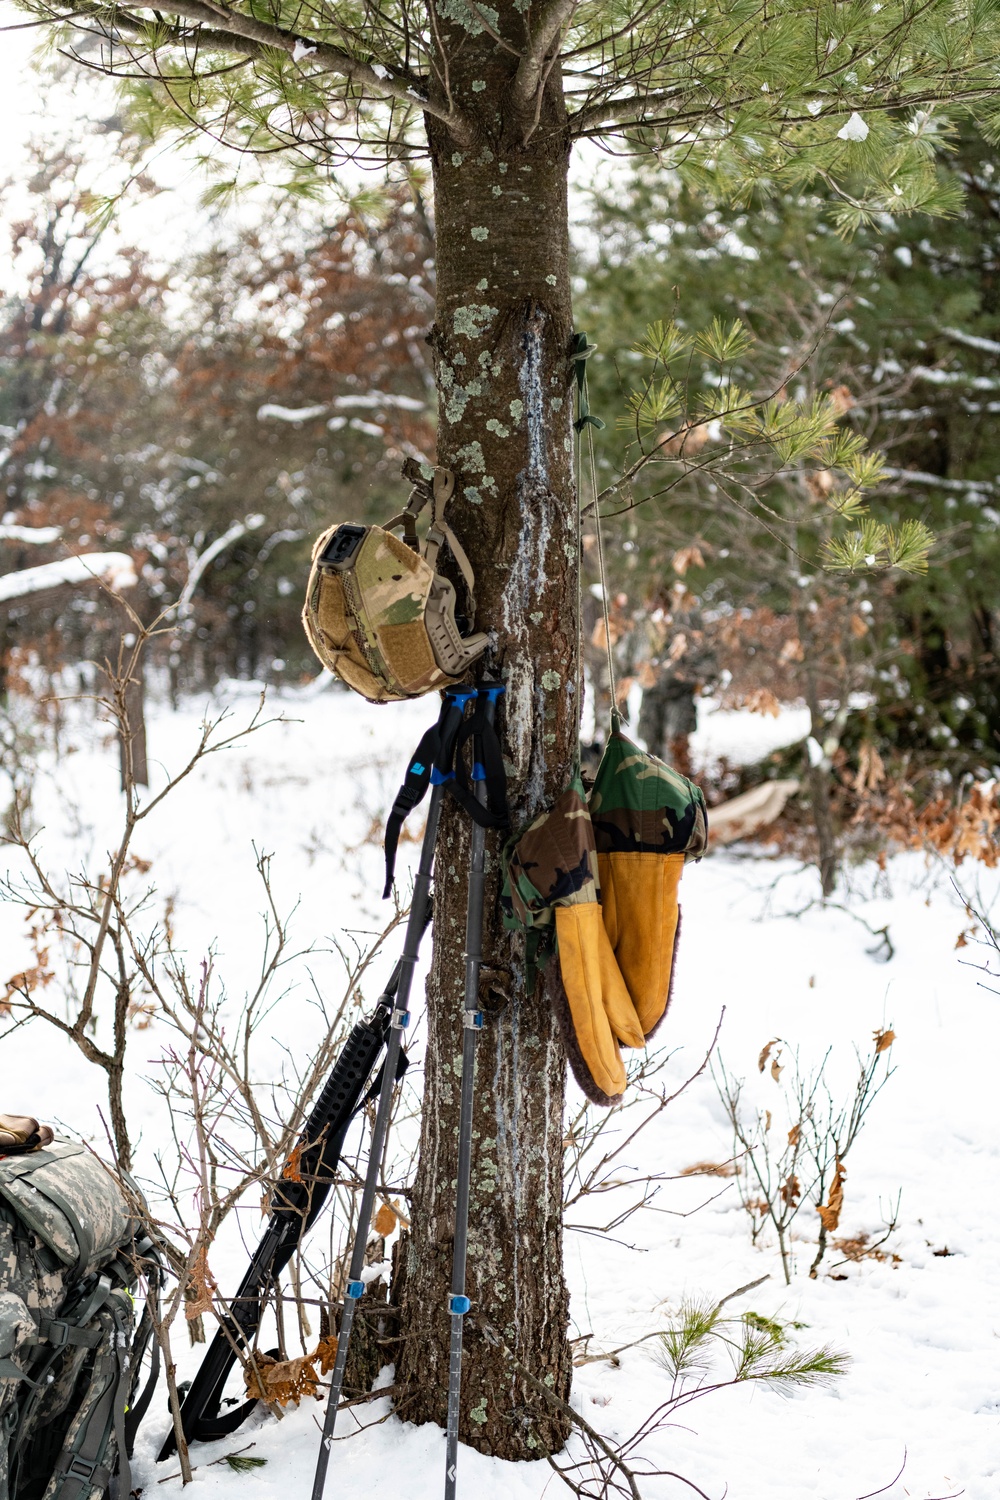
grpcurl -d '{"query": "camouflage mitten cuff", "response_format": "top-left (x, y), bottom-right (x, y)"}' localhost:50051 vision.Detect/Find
top-left (590, 729), bottom-right (708, 1039)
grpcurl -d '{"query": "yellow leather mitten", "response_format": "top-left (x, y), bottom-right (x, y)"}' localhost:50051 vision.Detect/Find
top-left (598, 851), bottom-right (685, 1037)
top-left (555, 905), bottom-right (644, 1104)
top-left (589, 727), bottom-right (708, 1040)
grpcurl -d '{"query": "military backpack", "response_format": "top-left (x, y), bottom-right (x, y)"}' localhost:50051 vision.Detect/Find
top-left (0, 1130), bottom-right (162, 1500)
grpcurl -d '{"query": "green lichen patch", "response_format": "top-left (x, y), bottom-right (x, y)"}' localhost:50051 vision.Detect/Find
top-left (471, 226), bottom-right (489, 241)
top-left (453, 302), bottom-right (497, 338)
top-left (445, 386), bottom-right (470, 424)
top-left (541, 669), bottom-right (561, 691)
top-left (486, 418), bottom-right (509, 438)
top-left (438, 0), bottom-right (498, 35)
top-left (509, 398), bottom-right (524, 423)
top-left (456, 441), bottom-right (486, 473)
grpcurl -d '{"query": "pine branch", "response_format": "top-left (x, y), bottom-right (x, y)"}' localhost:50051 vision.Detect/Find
top-left (40, 0), bottom-right (470, 131)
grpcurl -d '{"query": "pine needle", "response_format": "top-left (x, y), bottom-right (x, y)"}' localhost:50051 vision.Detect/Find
top-left (224, 1454), bottom-right (268, 1473)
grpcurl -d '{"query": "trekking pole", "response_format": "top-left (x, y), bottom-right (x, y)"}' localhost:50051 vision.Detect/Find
top-left (444, 680), bottom-right (505, 1500)
top-left (311, 685), bottom-right (474, 1500)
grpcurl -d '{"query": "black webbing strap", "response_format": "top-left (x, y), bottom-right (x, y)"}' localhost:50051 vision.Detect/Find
top-left (383, 690), bottom-right (475, 898)
top-left (382, 719), bottom-right (441, 899)
top-left (123, 1294), bottom-right (162, 1455)
top-left (448, 688), bottom-right (509, 830)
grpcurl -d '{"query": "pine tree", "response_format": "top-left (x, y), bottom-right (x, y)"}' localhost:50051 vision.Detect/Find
top-left (17, 0), bottom-right (1000, 1457)
top-left (578, 123), bottom-right (1000, 780)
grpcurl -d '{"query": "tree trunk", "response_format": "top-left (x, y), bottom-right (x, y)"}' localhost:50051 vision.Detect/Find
top-left (396, 12), bottom-right (576, 1460)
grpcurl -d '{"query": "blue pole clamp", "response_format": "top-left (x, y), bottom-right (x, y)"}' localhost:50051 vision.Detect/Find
top-left (347, 1280), bottom-right (365, 1300)
top-left (479, 683), bottom-right (505, 704)
top-left (445, 687), bottom-right (478, 710)
top-left (449, 1294), bottom-right (471, 1316)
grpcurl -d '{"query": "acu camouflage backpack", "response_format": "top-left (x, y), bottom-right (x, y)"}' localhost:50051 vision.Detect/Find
top-left (303, 459), bottom-right (489, 703)
top-left (0, 1124), bottom-right (162, 1500)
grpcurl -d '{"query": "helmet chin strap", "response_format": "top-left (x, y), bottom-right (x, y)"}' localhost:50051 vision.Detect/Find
top-left (386, 463), bottom-right (479, 620)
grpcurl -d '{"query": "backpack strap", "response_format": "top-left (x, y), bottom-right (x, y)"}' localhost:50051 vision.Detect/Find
top-left (122, 1240), bottom-right (164, 1455)
top-left (48, 1295), bottom-right (133, 1500)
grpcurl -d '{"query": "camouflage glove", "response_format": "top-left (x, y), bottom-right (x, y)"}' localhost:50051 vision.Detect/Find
top-left (502, 777), bottom-right (643, 1106)
top-left (590, 729), bottom-right (708, 1039)
top-left (0, 1115), bottom-right (54, 1155)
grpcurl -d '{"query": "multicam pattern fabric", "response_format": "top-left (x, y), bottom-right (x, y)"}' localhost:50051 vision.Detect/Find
top-left (589, 730), bottom-right (708, 858)
top-left (501, 774), bottom-right (598, 943)
top-left (303, 524), bottom-right (449, 703)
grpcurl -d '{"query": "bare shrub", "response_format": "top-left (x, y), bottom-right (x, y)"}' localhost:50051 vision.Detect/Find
top-left (714, 1029), bottom-right (898, 1282)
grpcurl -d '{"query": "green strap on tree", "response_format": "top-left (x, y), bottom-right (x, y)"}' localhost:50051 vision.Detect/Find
top-left (570, 332), bottom-right (606, 434)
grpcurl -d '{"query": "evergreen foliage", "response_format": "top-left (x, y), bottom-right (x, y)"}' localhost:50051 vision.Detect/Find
top-left (577, 124), bottom-right (1000, 772)
top-left (15, 0), bottom-right (1000, 215)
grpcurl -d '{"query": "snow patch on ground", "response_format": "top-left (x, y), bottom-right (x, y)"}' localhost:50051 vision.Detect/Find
top-left (691, 696), bottom-right (811, 772)
top-left (0, 683), bottom-right (995, 1500)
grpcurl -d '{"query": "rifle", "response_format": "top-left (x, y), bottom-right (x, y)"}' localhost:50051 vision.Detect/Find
top-left (157, 948), bottom-right (417, 1460)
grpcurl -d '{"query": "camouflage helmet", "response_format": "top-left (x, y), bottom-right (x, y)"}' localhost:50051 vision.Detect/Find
top-left (303, 461), bottom-right (489, 703)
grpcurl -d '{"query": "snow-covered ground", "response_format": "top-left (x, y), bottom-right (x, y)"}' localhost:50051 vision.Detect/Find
top-left (1, 683), bottom-right (996, 1500)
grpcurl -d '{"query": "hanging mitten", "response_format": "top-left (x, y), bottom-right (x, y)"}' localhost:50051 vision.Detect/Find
top-left (502, 776), bottom-right (643, 1106)
top-left (589, 727), bottom-right (708, 1038)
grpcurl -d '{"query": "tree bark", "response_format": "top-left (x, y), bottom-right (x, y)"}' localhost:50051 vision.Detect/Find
top-left (396, 9), bottom-right (576, 1460)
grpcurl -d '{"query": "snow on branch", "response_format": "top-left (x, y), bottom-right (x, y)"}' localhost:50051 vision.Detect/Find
top-left (0, 525), bottom-right (63, 545)
top-left (258, 403), bottom-right (330, 424)
top-left (258, 392), bottom-right (426, 424)
top-left (912, 365), bottom-right (1000, 390)
top-left (333, 392), bottom-right (426, 411)
top-left (0, 552), bottom-right (137, 604)
top-left (940, 326), bottom-right (1000, 357)
top-left (177, 515), bottom-right (265, 616)
top-left (880, 466), bottom-right (998, 496)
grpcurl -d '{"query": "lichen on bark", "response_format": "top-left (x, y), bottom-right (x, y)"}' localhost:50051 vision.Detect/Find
top-left (395, 0), bottom-right (578, 1461)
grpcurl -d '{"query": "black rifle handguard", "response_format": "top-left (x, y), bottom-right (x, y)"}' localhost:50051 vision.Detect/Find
top-left (158, 1008), bottom-right (393, 1458)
